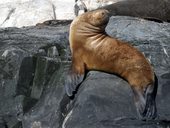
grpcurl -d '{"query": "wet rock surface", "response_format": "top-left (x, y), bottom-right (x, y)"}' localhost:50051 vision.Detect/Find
top-left (0, 17), bottom-right (170, 128)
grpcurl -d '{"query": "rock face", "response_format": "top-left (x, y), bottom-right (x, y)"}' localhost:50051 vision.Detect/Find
top-left (0, 0), bottom-right (75, 27)
top-left (0, 17), bottom-right (170, 128)
top-left (62, 72), bottom-right (137, 128)
top-left (1, 0), bottom-right (170, 27)
top-left (0, 22), bottom-right (71, 128)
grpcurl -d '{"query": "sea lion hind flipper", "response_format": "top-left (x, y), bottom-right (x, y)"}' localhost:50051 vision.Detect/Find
top-left (65, 70), bottom-right (85, 97)
top-left (143, 75), bottom-right (158, 120)
top-left (133, 78), bottom-right (158, 120)
top-left (143, 74), bottom-right (158, 119)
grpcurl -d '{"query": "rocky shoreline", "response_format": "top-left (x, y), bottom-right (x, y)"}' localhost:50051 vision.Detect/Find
top-left (0, 17), bottom-right (170, 128)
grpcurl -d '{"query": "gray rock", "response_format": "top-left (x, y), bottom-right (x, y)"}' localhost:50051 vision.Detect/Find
top-left (0, 17), bottom-right (170, 128)
top-left (63, 72), bottom-right (170, 128)
top-left (0, 22), bottom-right (70, 128)
top-left (16, 57), bottom-right (36, 97)
top-left (30, 56), bottom-right (60, 99)
top-left (0, 0), bottom-right (75, 27)
top-left (22, 63), bottom-right (69, 128)
top-left (63, 71), bottom-right (136, 128)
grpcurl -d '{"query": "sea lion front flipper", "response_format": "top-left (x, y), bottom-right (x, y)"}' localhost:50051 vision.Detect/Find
top-left (65, 63), bottom-right (85, 97)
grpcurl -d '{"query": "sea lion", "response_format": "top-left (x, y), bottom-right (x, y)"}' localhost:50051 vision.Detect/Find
top-left (65, 9), bottom-right (158, 120)
top-left (101, 0), bottom-right (170, 22)
top-left (75, 0), bottom-right (170, 22)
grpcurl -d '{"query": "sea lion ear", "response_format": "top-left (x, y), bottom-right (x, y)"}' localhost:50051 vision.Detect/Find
top-left (64, 68), bottom-right (85, 97)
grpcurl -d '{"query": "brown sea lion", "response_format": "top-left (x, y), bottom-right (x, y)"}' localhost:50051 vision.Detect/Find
top-left (65, 9), bottom-right (158, 120)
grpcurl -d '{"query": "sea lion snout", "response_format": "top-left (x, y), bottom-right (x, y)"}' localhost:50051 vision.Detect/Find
top-left (95, 9), bottom-right (110, 17)
top-left (89, 9), bottom-right (110, 27)
top-left (95, 9), bottom-right (110, 21)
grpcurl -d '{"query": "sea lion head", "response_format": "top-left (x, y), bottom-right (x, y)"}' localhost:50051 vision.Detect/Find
top-left (78, 9), bottom-right (110, 28)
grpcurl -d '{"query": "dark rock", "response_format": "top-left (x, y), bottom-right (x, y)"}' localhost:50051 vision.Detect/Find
top-left (0, 45), bottom-right (29, 127)
top-left (16, 57), bottom-right (36, 96)
top-left (0, 17), bottom-right (170, 128)
top-left (0, 24), bottom-right (70, 128)
top-left (47, 46), bottom-right (59, 58)
top-left (3, 115), bottom-right (22, 128)
top-left (30, 56), bottom-right (60, 99)
top-left (22, 63), bottom-right (69, 128)
top-left (22, 97), bottom-right (38, 114)
top-left (36, 20), bottom-right (72, 27)
top-left (161, 73), bottom-right (170, 79)
top-left (0, 116), bottom-right (6, 128)
top-left (63, 71), bottom-right (137, 128)
top-left (62, 71), bottom-right (170, 128)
